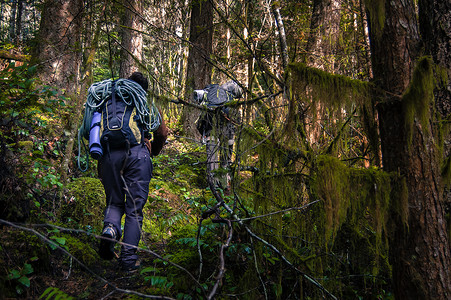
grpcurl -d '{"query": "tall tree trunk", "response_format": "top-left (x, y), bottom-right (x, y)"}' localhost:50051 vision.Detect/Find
top-left (32, 0), bottom-right (82, 94)
top-left (60, 2), bottom-right (107, 181)
top-left (9, 0), bottom-right (17, 42)
top-left (419, 0), bottom-right (451, 249)
top-left (119, 0), bottom-right (143, 78)
top-left (31, 0), bottom-right (83, 181)
top-left (181, 0), bottom-right (213, 138)
top-left (418, 0), bottom-right (451, 142)
top-left (366, 0), bottom-right (451, 298)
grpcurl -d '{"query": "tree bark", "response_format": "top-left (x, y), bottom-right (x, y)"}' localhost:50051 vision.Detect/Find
top-left (181, 0), bottom-right (214, 138)
top-left (9, 0), bottom-right (17, 42)
top-left (419, 0), bottom-right (451, 251)
top-left (32, 0), bottom-right (82, 94)
top-left (419, 0), bottom-right (451, 118)
top-left (119, 0), bottom-right (143, 78)
top-left (367, 0), bottom-right (451, 298)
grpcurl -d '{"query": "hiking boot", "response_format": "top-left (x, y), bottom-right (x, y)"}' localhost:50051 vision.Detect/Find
top-left (120, 259), bottom-right (141, 273)
top-left (99, 224), bottom-right (117, 260)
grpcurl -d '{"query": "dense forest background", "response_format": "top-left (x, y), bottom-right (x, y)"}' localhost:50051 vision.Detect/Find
top-left (0, 0), bottom-right (450, 299)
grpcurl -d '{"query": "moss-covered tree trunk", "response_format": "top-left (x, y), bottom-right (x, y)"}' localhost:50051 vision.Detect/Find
top-left (366, 0), bottom-right (451, 298)
top-left (180, 0), bottom-right (213, 138)
top-left (418, 0), bottom-right (451, 241)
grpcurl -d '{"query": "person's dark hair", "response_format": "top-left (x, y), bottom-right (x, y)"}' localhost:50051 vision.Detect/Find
top-left (128, 72), bottom-right (148, 92)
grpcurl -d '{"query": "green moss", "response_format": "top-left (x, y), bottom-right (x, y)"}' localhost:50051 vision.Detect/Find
top-left (61, 177), bottom-right (105, 228)
top-left (310, 155), bottom-right (391, 246)
top-left (63, 235), bottom-right (98, 266)
top-left (389, 175), bottom-right (409, 231)
top-left (364, 0), bottom-right (386, 37)
top-left (402, 56), bottom-right (435, 144)
top-left (288, 62), bottom-right (370, 110)
top-left (311, 156), bottom-right (350, 242)
top-left (16, 141), bottom-right (33, 150)
top-left (239, 61), bottom-right (394, 295)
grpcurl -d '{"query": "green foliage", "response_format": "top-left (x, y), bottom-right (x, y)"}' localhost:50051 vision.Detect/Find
top-left (0, 229), bottom-right (51, 297)
top-left (141, 266), bottom-right (174, 293)
top-left (0, 62), bottom-right (67, 221)
top-left (143, 149), bottom-right (206, 241)
top-left (40, 287), bottom-right (74, 300)
top-left (7, 262), bottom-right (34, 295)
top-left (0, 62), bottom-right (65, 139)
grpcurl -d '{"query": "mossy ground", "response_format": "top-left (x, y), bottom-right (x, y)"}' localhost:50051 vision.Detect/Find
top-left (0, 138), bottom-right (219, 299)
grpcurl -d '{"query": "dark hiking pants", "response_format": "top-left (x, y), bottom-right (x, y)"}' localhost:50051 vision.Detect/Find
top-left (100, 144), bottom-right (152, 265)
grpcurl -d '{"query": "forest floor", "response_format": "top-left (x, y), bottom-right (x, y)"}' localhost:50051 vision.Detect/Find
top-left (0, 136), bottom-right (211, 299)
top-left (1, 226), bottom-right (178, 299)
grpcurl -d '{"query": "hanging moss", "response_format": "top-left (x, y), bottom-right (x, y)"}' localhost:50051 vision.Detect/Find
top-left (288, 62), bottom-right (370, 110)
top-left (402, 56), bottom-right (435, 144)
top-left (310, 155), bottom-right (391, 244)
top-left (310, 155), bottom-right (351, 242)
top-left (287, 63), bottom-right (380, 158)
top-left (238, 64), bottom-right (393, 295)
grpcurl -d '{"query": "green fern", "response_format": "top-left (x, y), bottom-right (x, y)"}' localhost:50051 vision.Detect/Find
top-left (39, 287), bottom-right (74, 300)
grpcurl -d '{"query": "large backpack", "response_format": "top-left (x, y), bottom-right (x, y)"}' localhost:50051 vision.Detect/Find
top-left (100, 81), bottom-right (144, 149)
top-left (78, 79), bottom-right (160, 171)
top-left (195, 81), bottom-right (242, 107)
top-left (195, 81), bottom-right (243, 136)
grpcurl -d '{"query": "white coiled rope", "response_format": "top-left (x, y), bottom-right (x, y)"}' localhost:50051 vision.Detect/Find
top-left (79, 78), bottom-right (161, 139)
top-left (77, 78), bottom-right (161, 171)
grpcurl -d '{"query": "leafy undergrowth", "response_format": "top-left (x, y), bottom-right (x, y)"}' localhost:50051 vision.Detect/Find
top-left (0, 137), bottom-right (222, 299)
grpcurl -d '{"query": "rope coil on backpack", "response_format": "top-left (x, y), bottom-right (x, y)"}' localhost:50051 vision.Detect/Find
top-left (77, 79), bottom-right (161, 172)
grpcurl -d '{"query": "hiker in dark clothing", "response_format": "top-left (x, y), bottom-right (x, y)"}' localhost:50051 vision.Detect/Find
top-left (97, 72), bottom-right (168, 271)
top-left (195, 80), bottom-right (242, 193)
